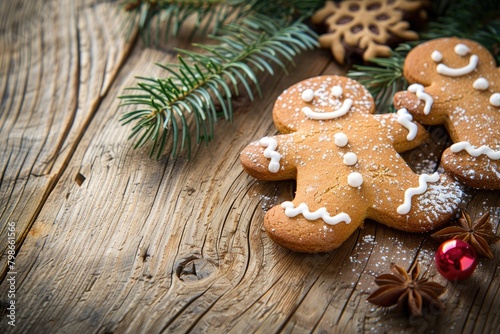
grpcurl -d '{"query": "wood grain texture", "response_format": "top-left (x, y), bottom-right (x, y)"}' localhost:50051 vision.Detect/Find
top-left (0, 0), bottom-right (136, 275)
top-left (1, 1), bottom-right (499, 333)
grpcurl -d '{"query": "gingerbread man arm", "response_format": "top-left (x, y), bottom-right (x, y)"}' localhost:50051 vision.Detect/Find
top-left (393, 83), bottom-right (449, 125)
top-left (240, 134), bottom-right (296, 181)
top-left (375, 112), bottom-right (428, 152)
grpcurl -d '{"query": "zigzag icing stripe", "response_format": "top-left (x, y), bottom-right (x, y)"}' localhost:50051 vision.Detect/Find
top-left (407, 84), bottom-right (433, 115)
top-left (281, 202), bottom-right (351, 225)
top-left (397, 173), bottom-right (440, 215)
top-left (260, 137), bottom-right (282, 173)
top-left (450, 142), bottom-right (500, 160)
top-left (396, 108), bottom-right (418, 141)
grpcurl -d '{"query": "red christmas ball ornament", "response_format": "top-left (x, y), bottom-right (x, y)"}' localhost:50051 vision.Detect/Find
top-left (435, 239), bottom-right (478, 281)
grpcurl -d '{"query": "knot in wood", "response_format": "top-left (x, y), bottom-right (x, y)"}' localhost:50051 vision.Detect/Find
top-left (176, 256), bottom-right (217, 283)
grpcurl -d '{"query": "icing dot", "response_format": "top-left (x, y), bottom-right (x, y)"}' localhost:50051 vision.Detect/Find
top-left (301, 89), bottom-right (314, 102)
top-left (334, 133), bottom-right (348, 147)
top-left (348, 172), bottom-right (363, 187)
top-left (473, 77), bottom-right (489, 91)
top-left (431, 50), bottom-right (442, 62)
top-left (343, 152), bottom-right (357, 166)
top-left (331, 85), bottom-right (343, 97)
top-left (454, 43), bottom-right (470, 56)
top-left (490, 93), bottom-right (500, 107)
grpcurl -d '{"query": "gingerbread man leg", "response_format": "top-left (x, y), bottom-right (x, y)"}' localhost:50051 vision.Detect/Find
top-left (264, 203), bottom-right (366, 253)
top-left (369, 172), bottom-right (463, 233)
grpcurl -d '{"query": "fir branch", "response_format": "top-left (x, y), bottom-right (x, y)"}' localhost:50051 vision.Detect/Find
top-left (121, 0), bottom-right (323, 43)
top-left (119, 15), bottom-right (318, 158)
top-left (347, 44), bottom-right (410, 113)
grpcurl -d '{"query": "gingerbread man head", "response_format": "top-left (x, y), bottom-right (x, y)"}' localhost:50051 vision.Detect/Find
top-left (394, 37), bottom-right (500, 189)
top-left (241, 75), bottom-right (462, 252)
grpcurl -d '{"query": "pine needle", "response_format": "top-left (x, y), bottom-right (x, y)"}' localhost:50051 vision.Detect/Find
top-left (119, 12), bottom-right (318, 158)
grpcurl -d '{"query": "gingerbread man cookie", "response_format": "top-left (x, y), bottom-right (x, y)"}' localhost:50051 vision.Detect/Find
top-left (241, 75), bottom-right (463, 253)
top-left (394, 38), bottom-right (500, 189)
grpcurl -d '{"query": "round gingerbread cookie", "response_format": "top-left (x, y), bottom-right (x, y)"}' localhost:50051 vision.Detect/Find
top-left (394, 37), bottom-right (500, 189)
top-left (241, 75), bottom-right (463, 253)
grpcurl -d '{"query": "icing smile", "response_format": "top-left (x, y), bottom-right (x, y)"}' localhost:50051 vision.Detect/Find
top-left (436, 54), bottom-right (478, 77)
top-left (302, 99), bottom-right (353, 120)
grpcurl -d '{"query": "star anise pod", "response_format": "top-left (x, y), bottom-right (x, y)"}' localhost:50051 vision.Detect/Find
top-left (367, 262), bottom-right (446, 317)
top-left (432, 210), bottom-right (499, 259)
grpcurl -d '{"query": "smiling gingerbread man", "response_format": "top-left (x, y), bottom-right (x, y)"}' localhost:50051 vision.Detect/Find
top-left (241, 75), bottom-right (463, 252)
top-left (394, 37), bottom-right (500, 189)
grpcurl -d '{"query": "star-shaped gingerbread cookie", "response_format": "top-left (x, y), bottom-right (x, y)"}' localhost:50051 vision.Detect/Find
top-left (241, 75), bottom-right (463, 252)
top-left (394, 37), bottom-right (500, 189)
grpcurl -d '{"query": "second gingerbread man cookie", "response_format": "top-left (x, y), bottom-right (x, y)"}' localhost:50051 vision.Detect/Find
top-left (241, 75), bottom-right (463, 253)
top-left (394, 37), bottom-right (500, 189)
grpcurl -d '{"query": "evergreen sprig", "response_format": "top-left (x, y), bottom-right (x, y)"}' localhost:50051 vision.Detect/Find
top-left (347, 44), bottom-right (411, 113)
top-left (121, 0), bottom-right (321, 43)
top-left (119, 14), bottom-right (318, 158)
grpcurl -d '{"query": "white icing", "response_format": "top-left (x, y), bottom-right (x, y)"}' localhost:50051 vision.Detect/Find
top-left (450, 142), bottom-right (500, 160)
top-left (473, 77), bottom-right (489, 91)
top-left (396, 108), bottom-right (418, 141)
top-left (281, 202), bottom-right (351, 225)
top-left (331, 85), bottom-right (343, 97)
top-left (302, 99), bottom-right (353, 120)
top-left (436, 55), bottom-right (478, 77)
top-left (490, 93), bottom-right (500, 107)
top-left (431, 50), bottom-right (442, 62)
top-left (259, 137), bottom-right (281, 173)
top-left (348, 172), bottom-right (363, 187)
top-left (408, 84), bottom-right (433, 115)
top-left (397, 173), bottom-right (440, 215)
top-left (454, 43), bottom-right (470, 56)
top-left (334, 133), bottom-right (348, 147)
top-left (301, 89), bottom-right (314, 102)
top-left (343, 152), bottom-right (357, 166)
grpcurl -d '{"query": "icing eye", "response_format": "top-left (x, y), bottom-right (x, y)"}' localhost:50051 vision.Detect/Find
top-left (431, 50), bottom-right (442, 62)
top-left (473, 78), bottom-right (489, 91)
top-left (301, 89), bottom-right (314, 102)
top-left (490, 93), bottom-right (500, 107)
top-left (331, 85), bottom-right (343, 97)
top-left (454, 43), bottom-right (470, 56)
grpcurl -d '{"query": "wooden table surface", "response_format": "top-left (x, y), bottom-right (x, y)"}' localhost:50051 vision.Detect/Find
top-left (1, 1), bottom-right (499, 333)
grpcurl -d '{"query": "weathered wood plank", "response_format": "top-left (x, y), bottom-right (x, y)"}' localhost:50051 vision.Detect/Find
top-left (0, 1), bottom-right (499, 333)
top-left (0, 0), bottom-right (136, 275)
top-left (0, 44), bottom-right (335, 332)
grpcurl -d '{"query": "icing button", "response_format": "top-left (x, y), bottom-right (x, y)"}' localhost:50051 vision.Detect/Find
top-left (343, 152), bottom-right (357, 166)
top-left (348, 172), bottom-right (363, 187)
top-left (490, 93), bottom-right (500, 107)
top-left (473, 78), bottom-right (489, 91)
top-left (334, 133), bottom-right (348, 147)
